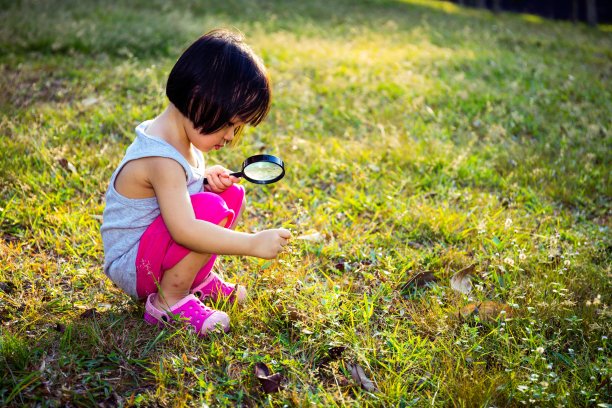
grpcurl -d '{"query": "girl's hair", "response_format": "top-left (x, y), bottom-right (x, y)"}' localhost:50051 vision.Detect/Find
top-left (166, 29), bottom-right (271, 144)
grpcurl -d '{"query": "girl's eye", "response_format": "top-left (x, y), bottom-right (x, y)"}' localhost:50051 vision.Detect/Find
top-left (227, 122), bottom-right (234, 128)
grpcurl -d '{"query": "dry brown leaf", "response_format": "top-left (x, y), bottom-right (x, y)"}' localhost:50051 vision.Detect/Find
top-left (254, 362), bottom-right (283, 393)
top-left (450, 264), bottom-right (475, 294)
top-left (402, 271), bottom-right (437, 290)
top-left (347, 362), bottom-right (378, 392)
top-left (274, 303), bottom-right (304, 321)
top-left (328, 346), bottom-right (346, 361)
top-left (79, 308), bottom-right (97, 319)
top-left (57, 158), bottom-right (77, 174)
top-left (459, 301), bottom-right (512, 322)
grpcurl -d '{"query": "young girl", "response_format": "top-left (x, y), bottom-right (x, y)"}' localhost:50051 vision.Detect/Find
top-left (101, 29), bottom-right (291, 336)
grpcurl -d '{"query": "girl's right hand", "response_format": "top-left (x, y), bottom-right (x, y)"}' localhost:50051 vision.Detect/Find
top-left (251, 229), bottom-right (291, 259)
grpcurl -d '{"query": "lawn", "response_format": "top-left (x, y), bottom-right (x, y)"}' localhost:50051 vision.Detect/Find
top-left (0, 0), bottom-right (610, 406)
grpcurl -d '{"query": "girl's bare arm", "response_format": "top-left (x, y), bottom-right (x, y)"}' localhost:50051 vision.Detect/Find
top-left (146, 157), bottom-right (289, 259)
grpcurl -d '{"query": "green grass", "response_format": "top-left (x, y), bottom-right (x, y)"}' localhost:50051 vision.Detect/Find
top-left (0, 0), bottom-right (610, 405)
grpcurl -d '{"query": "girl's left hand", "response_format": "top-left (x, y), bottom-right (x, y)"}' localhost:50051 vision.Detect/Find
top-left (204, 165), bottom-right (240, 193)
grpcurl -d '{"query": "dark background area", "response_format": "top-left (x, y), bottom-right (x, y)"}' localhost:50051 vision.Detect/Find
top-left (447, 0), bottom-right (612, 24)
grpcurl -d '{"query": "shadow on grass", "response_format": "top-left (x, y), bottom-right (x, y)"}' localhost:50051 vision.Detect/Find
top-left (0, 307), bottom-right (162, 405)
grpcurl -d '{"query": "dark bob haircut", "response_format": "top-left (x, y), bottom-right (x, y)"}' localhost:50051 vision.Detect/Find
top-left (166, 29), bottom-right (271, 144)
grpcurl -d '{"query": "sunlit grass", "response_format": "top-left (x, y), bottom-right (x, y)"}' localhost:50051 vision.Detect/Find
top-left (0, 0), bottom-right (610, 406)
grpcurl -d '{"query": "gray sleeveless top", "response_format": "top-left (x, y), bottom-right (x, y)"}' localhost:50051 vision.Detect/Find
top-left (101, 120), bottom-right (205, 298)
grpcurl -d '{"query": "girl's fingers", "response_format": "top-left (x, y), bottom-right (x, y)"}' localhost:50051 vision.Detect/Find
top-left (278, 229), bottom-right (292, 239)
top-left (207, 175), bottom-right (222, 192)
top-left (219, 173), bottom-right (233, 187)
top-left (207, 173), bottom-right (233, 192)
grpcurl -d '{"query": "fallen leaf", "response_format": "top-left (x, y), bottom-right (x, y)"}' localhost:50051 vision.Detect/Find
top-left (459, 301), bottom-right (511, 322)
top-left (79, 308), bottom-right (97, 319)
top-left (0, 281), bottom-right (16, 294)
top-left (402, 271), bottom-right (437, 290)
top-left (347, 362), bottom-right (378, 392)
top-left (450, 264), bottom-right (475, 294)
top-left (57, 158), bottom-right (77, 174)
top-left (296, 232), bottom-right (324, 242)
top-left (328, 346), bottom-right (346, 361)
top-left (254, 362), bottom-right (283, 393)
top-left (274, 303), bottom-right (303, 321)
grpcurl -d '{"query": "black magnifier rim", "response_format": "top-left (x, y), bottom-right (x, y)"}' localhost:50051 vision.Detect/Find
top-left (241, 154), bottom-right (285, 185)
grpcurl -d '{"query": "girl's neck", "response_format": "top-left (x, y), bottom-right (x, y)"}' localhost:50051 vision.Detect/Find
top-left (147, 104), bottom-right (194, 160)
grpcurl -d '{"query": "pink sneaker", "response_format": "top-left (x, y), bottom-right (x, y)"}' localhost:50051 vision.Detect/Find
top-left (144, 293), bottom-right (230, 336)
top-left (191, 272), bottom-right (247, 304)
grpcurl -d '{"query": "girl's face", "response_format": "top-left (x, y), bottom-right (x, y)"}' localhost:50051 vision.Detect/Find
top-left (184, 116), bottom-right (244, 152)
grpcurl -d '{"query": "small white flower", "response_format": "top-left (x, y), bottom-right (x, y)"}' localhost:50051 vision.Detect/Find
top-left (517, 385), bottom-right (529, 392)
top-left (602, 336), bottom-right (608, 340)
top-left (519, 252), bottom-right (527, 261)
top-left (564, 259), bottom-right (571, 267)
top-left (504, 257), bottom-right (515, 266)
top-left (536, 347), bottom-right (545, 354)
top-left (505, 218), bottom-right (513, 228)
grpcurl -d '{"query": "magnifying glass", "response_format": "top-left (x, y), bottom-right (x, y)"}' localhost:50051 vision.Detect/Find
top-left (204, 154), bottom-right (285, 185)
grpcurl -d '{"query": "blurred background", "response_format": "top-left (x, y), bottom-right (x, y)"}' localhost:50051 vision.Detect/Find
top-left (445, 0), bottom-right (612, 25)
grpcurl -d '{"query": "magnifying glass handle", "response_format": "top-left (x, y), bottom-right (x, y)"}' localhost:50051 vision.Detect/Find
top-left (203, 171), bottom-right (243, 185)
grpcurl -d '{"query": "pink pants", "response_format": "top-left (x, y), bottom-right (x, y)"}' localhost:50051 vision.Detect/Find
top-left (135, 184), bottom-right (245, 301)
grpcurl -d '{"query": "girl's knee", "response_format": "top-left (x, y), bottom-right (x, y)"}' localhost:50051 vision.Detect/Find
top-left (226, 183), bottom-right (245, 197)
top-left (219, 184), bottom-right (246, 213)
top-left (189, 192), bottom-right (234, 228)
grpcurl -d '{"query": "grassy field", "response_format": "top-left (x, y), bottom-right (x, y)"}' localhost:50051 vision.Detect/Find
top-left (0, 0), bottom-right (610, 406)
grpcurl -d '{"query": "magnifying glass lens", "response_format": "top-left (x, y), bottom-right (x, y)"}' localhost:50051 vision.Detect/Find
top-left (243, 161), bottom-right (283, 181)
